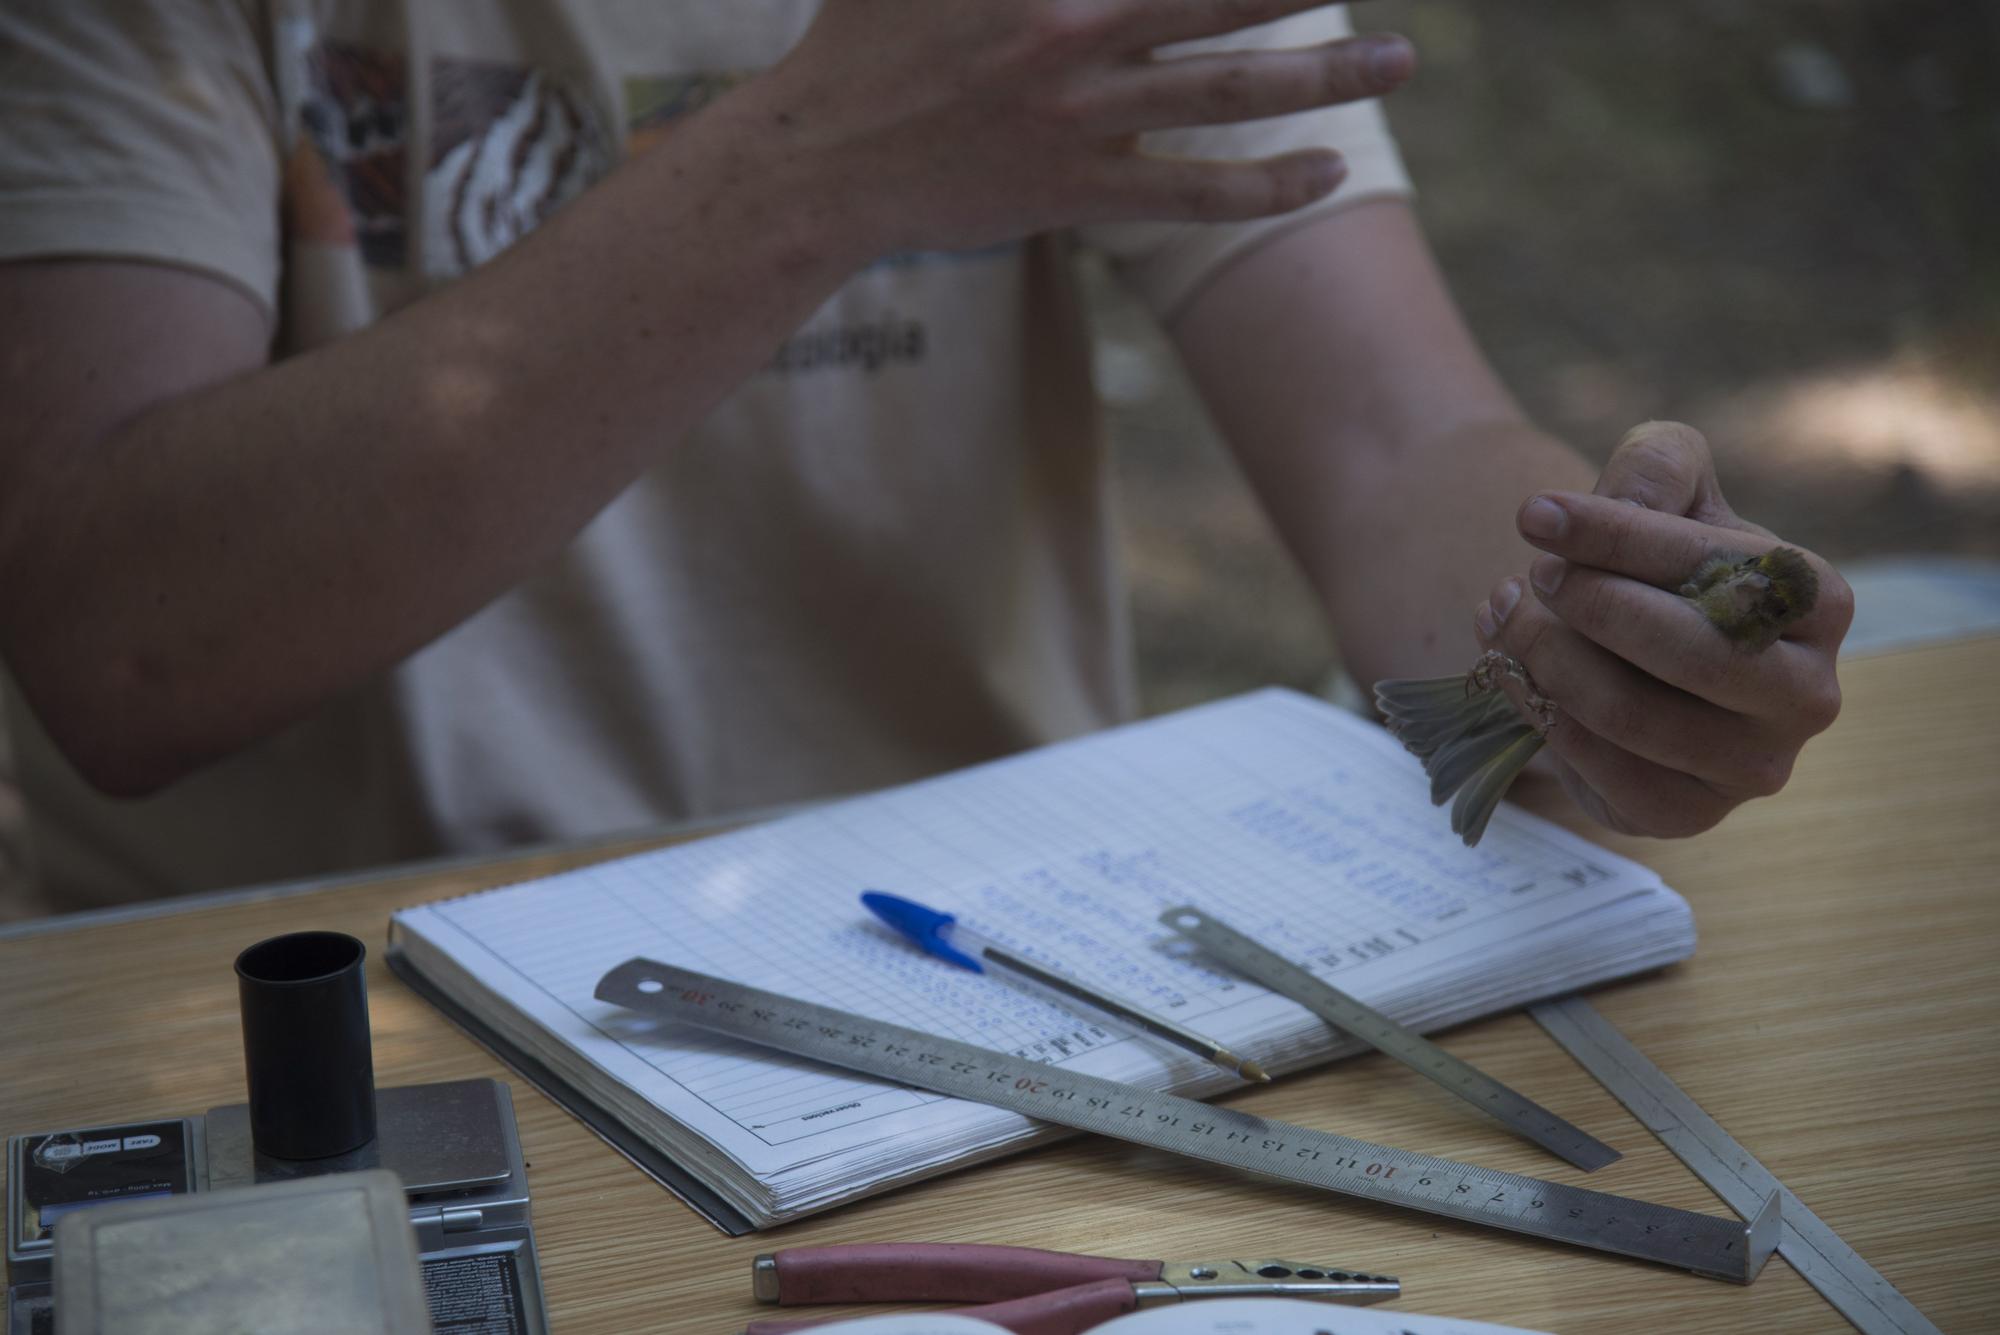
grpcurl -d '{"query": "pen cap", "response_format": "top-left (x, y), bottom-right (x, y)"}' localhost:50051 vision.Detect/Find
top-left (234, 931), bottom-right (378, 1160)
top-left (860, 892), bottom-right (983, 972)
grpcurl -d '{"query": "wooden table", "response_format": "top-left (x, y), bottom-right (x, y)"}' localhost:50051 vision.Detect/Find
top-left (5, 637), bottom-right (1996, 1333)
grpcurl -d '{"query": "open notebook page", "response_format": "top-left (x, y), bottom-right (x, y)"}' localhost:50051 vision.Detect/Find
top-left (391, 689), bottom-right (1691, 1191)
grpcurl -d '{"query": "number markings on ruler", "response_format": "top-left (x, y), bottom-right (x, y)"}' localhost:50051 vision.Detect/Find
top-left (1159, 906), bottom-right (1622, 1173)
top-left (1532, 995), bottom-right (1943, 1335)
top-left (595, 959), bottom-right (1779, 1283)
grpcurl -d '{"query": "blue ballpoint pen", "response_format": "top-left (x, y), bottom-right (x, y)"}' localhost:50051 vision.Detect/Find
top-left (860, 891), bottom-right (1270, 1083)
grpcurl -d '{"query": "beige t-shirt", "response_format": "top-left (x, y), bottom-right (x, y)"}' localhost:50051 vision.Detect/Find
top-left (0, 1), bottom-right (1411, 910)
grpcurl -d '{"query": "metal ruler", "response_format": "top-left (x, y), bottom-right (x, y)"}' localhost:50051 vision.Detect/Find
top-left (1160, 907), bottom-right (1620, 1173)
top-left (1532, 996), bottom-right (1943, 1335)
top-left (596, 960), bottom-right (1780, 1283)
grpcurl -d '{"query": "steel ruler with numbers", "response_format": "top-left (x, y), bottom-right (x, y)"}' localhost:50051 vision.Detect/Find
top-left (1532, 995), bottom-right (1943, 1334)
top-left (1160, 906), bottom-right (1620, 1173)
top-left (596, 959), bottom-right (1780, 1283)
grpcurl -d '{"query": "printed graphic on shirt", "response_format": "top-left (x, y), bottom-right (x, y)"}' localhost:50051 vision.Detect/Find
top-left (768, 313), bottom-right (927, 376)
top-left (294, 42), bottom-right (408, 267)
top-left (425, 57), bottom-right (615, 279)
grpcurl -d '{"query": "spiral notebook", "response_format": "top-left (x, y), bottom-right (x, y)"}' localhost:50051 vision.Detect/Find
top-left (386, 688), bottom-right (1695, 1234)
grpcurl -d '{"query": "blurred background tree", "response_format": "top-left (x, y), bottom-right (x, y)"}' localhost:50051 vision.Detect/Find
top-left (1097, 0), bottom-right (1999, 714)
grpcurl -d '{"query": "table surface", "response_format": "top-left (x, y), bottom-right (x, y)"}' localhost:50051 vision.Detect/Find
top-left (4, 638), bottom-right (1996, 1334)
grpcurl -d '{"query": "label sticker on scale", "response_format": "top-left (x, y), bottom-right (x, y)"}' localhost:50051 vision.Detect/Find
top-left (15, 1121), bottom-right (193, 1245)
top-left (424, 1249), bottom-right (532, 1334)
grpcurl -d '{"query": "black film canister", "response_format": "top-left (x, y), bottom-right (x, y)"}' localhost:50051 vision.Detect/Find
top-left (235, 931), bottom-right (378, 1159)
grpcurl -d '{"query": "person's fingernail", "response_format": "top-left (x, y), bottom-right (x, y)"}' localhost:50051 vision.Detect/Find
top-left (1490, 576), bottom-right (1523, 624)
top-left (1366, 35), bottom-right (1415, 87)
top-left (1531, 554), bottom-right (1566, 598)
top-left (1309, 152), bottom-right (1348, 196)
top-left (1474, 600), bottom-right (1498, 640)
top-left (1519, 496), bottom-right (1567, 541)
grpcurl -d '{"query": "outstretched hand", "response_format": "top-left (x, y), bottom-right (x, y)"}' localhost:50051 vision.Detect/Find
top-left (1474, 421), bottom-right (1852, 837)
top-left (757, 0), bottom-right (1415, 252)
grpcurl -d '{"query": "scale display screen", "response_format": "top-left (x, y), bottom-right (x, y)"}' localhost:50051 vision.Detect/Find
top-left (11, 1122), bottom-right (194, 1249)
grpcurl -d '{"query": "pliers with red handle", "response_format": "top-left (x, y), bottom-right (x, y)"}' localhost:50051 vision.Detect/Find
top-left (743, 1242), bottom-right (1400, 1335)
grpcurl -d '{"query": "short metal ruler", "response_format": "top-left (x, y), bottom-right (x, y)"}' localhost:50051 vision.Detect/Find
top-left (1532, 995), bottom-right (1943, 1335)
top-left (1161, 906), bottom-right (1620, 1172)
top-left (597, 960), bottom-right (1780, 1283)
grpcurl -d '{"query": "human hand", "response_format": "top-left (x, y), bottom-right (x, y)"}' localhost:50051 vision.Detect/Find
top-left (1475, 421), bottom-right (1853, 837)
top-left (747, 0), bottom-right (1414, 253)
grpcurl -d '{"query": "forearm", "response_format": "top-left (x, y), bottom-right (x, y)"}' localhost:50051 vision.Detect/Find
top-left (1171, 200), bottom-right (1595, 691)
top-left (1313, 416), bottom-right (1595, 688)
top-left (1, 87), bottom-right (875, 795)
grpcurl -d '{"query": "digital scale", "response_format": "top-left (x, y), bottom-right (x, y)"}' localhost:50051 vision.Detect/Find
top-left (6, 1077), bottom-right (547, 1335)
top-left (8, 926), bottom-right (553, 1333)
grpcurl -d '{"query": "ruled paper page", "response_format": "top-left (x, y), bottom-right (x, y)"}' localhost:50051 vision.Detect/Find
top-left (392, 689), bottom-right (1691, 1193)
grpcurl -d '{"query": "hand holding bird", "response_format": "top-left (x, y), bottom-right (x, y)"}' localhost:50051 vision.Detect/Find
top-left (1377, 422), bottom-right (1851, 845)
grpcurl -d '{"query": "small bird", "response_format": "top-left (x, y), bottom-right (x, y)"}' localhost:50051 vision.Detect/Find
top-left (1374, 548), bottom-right (1819, 846)
top-left (1676, 547), bottom-right (1820, 651)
